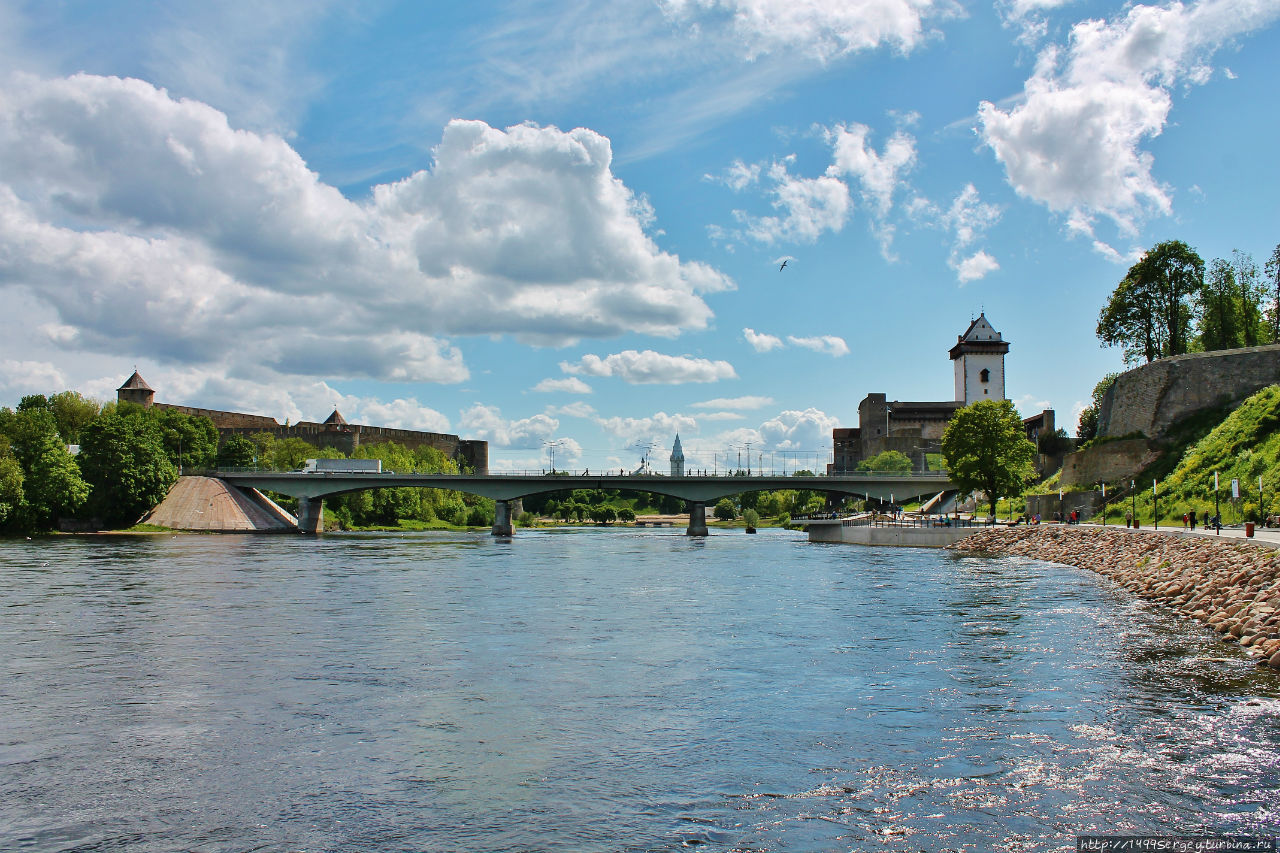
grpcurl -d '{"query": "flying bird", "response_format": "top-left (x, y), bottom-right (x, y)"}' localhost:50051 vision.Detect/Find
top-left (779, 260), bottom-right (788, 271)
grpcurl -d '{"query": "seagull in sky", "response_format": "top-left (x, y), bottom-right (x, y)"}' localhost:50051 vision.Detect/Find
top-left (779, 260), bottom-right (788, 271)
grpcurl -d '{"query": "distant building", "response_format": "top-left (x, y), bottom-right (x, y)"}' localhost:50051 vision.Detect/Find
top-left (670, 434), bottom-right (685, 477)
top-left (116, 370), bottom-right (488, 473)
top-left (830, 314), bottom-right (1052, 473)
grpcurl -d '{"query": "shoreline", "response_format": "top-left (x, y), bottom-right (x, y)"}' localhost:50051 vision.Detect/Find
top-left (948, 525), bottom-right (1280, 670)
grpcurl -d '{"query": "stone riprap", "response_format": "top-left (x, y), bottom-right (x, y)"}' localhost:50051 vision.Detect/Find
top-left (948, 526), bottom-right (1280, 669)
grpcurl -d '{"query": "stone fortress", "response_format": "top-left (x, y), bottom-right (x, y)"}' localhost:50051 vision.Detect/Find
top-left (830, 314), bottom-right (1054, 473)
top-left (117, 370), bottom-right (489, 473)
top-left (1060, 343), bottom-right (1280, 487)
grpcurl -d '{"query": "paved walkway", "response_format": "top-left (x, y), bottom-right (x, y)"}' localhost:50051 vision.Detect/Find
top-left (1064, 521), bottom-right (1280, 549)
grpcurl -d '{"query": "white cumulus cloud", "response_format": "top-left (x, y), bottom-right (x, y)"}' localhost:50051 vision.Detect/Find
top-left (978, 0), bottom-right (1280, 243)
top-left (786, 334), bottom-right (850, 356)
top-left (952, 251), bottom-right (1001, 283)
top-left (743, 328), bottom-right (785, 352)
top-left (560, 349), bottom-right (737, 384)
top-left (459, 403), bottom-right (560, 449)
top-left (692, 395), bottom-right (775, 409)
top-left (532, 377), bottom-right (594, 394)
top-left (660, 0), bottom-right (956, 61)
top-left (0, 73), bottom-right (734, 397)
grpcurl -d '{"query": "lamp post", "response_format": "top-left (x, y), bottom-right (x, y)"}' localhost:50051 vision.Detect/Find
top-left (1131, 480), bottom-right (1136, 529)
top-left (1153, 479), bottom-right (1158, 530)
top-left (1214, 471), bottom-right (1221, 535)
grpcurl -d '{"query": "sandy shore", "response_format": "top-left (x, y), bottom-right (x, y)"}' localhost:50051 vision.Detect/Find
top-left (949, 525), bottom-right (1280, 669)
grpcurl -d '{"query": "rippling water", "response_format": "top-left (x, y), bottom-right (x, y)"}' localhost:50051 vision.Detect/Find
top-left (2, 528), bottom-right (1278, 852)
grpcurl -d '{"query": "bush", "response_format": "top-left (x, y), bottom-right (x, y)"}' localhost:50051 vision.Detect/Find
top-left (713, 498), bottom-right (736, 521)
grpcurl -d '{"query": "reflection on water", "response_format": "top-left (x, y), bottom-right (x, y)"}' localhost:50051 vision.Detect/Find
top-left (1, 529), bottom-right (1278, 852)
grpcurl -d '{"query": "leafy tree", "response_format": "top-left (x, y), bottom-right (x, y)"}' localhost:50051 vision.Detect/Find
top-left (1076, 373), bottom-right (1119, 442)
top-left (216, 435), bottom-right (258, 468)
top-left (857, 450), bottom-right (912, 472)
top-left (16, 395), bottom-right (50, 414)
top-left (1197, 258), bottom-right (1243, 351)
top-left (713, 498), bottom-right (736, 521)
top-left (1098, 240), bottom-right (1203, 364)
top-left (1265, 243), bottom-right (1280, 343)
top-left (1036, 428), bottom-right (1073, 456)
top-left (0, 450), bottom-right (22, 527)
top-left (77, 412), bottom-right (176, 526)
top-left (48, 391), bottom-right (102, 444)
top-left (23, 432), bottom-right (90, 526)
top-left (0, 408), bottom-right (90, 529)
top-left (616, 507), bottom-right (636, 523)
top-left (153, 408), bottom-right (218, 470)
top-left (742, 508), bottom-right (760, 528)
top-left (1233, 249), bottom-right (1264, 347)
top-left (269, 437), bottom-right (318, 471)
top-left (941, 399), bottom-right (1036, 521)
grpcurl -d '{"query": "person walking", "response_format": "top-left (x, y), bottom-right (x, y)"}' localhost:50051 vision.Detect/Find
top-left (1189, 509), bottom-right (1197, 531)
top-left (1182, 512), bottom-right (1188, 530)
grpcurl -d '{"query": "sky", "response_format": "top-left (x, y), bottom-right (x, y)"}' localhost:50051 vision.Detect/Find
top-left (1, 0), bottom-right (1277, 473)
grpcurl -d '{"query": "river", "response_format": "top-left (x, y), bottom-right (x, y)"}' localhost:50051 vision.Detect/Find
top-left (2, 528), bottom-right (1278, 852)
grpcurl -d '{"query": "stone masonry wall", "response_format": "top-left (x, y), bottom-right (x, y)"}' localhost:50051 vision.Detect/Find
top-left (1098, 344), bottom-right (1280, 442)
top-left (1059, 438), bottom-right (1159, 487)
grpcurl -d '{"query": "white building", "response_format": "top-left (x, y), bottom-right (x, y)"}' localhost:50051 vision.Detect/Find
top-left (950, 312), bottom-right (1008, 405)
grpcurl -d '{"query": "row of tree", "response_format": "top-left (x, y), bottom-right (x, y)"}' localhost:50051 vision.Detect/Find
top-left (1097, 240), bottom-right (1280, 364)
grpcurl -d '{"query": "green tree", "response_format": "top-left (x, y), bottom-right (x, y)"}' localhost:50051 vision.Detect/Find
top-left (0, 450), bottom-right (22, 526)
top-left (153, 408), bottom-right (218, 470)
top-left (1076, 373), bottom-right (1119, 442)
top-left (713, 498), bottom-right (736, 521)
top-left (742, 508), bottom-right (760, 529)
top-left (1265, 243), bottom-right (1280, 343)
top-left (616, 507), bottom-right (636, 523)
top-left (216, 435), bottom-right (258, 468)
top-left (48, 391), bottom-right (102, 444)
top-left (941, 399), bottom-right (1036, 521)
top-left (857, 450), bottom-right (912, 472)
top-left (77, 412), bottom-right (176, 526)
top-left (23, 432), bottom-right (90, 527)
top-left (1197, 258), bottom-right (1243, 351)
top-left (1233, 249), bottom-right (1264, 347)
top-left (268, 437), bottom-right (318, 471)
top-left (1098, 240), bottom-right (1203, 364)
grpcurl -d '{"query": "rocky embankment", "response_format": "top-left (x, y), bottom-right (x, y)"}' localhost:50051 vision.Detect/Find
top-left (949, 526), bottom-right (1280, 669)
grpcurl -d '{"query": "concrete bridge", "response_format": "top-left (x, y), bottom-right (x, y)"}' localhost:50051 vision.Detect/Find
top-left (219, 470), bottom-right (956, 536)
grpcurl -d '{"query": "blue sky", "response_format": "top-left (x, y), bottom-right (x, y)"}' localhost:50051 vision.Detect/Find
top-left (1, 0), bottom-right (1277, 472)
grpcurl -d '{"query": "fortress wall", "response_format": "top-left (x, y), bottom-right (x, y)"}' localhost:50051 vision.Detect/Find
top-left (154, 403), bottom-right (280, 430)
top-left (1098, 345), bottom-right (1280, 441)
top-left (1060, 438), bottom-right (1159, 487)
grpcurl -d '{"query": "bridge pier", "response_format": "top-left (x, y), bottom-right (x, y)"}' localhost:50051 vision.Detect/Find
top-left (686, 500), bottom-right (708, 536)
top-left (492, 499), bottom-right (515, 536)
top-left (297, 497), bottom-right (324, 534)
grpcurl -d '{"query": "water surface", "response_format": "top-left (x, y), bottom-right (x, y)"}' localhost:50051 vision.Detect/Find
top-left (2, 528), bottom-right (1278, 851)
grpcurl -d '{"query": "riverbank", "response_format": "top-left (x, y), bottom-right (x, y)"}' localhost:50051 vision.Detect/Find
top-left (949, 525), bottom-right (1280, 670)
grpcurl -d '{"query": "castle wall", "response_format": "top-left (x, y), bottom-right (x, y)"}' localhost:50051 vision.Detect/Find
top-left (1059, 438), bottom-right (1159, 487)
top-left (1097, 344), bottom-right (1280, 441)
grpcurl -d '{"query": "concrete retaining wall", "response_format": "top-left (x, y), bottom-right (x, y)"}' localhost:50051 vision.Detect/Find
top-left (808, 523), bottom-right (977, 548)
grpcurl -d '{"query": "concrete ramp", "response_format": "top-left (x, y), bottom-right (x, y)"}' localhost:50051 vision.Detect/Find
top-left (144, 476), bottom-right (299, 532)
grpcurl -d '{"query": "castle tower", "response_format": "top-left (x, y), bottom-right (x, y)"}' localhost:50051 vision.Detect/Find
top-left (117, 370), bottom-right (155, 408)
top-left (670, 434), bottom-right (685, 477)
top-left (950, 313), bottom-right (1008, 405)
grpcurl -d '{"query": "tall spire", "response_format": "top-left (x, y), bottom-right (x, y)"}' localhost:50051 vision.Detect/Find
top-left (670, 434), bottom-right (685, 476)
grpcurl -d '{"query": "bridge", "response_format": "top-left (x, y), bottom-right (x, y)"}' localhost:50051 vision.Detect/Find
top-left (219, 470), bottom-right (956, 536)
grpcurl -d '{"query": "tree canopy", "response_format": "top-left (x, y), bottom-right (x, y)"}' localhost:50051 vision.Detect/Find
top-left (1097, 240), bottom-right (1203, 364)
top-left (77, 411), bottom-right (176, 526)
top-left (857, 450), bottom-right (912, 473)
top-left (941, 399), bottom-right (1036, 520)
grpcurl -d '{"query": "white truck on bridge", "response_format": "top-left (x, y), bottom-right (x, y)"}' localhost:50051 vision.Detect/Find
top-left (301, 458), bottom-right (383, 474)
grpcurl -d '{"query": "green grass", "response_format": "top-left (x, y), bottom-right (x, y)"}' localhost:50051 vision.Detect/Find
top-left (1103, 385), bottom-right (1280, 524)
